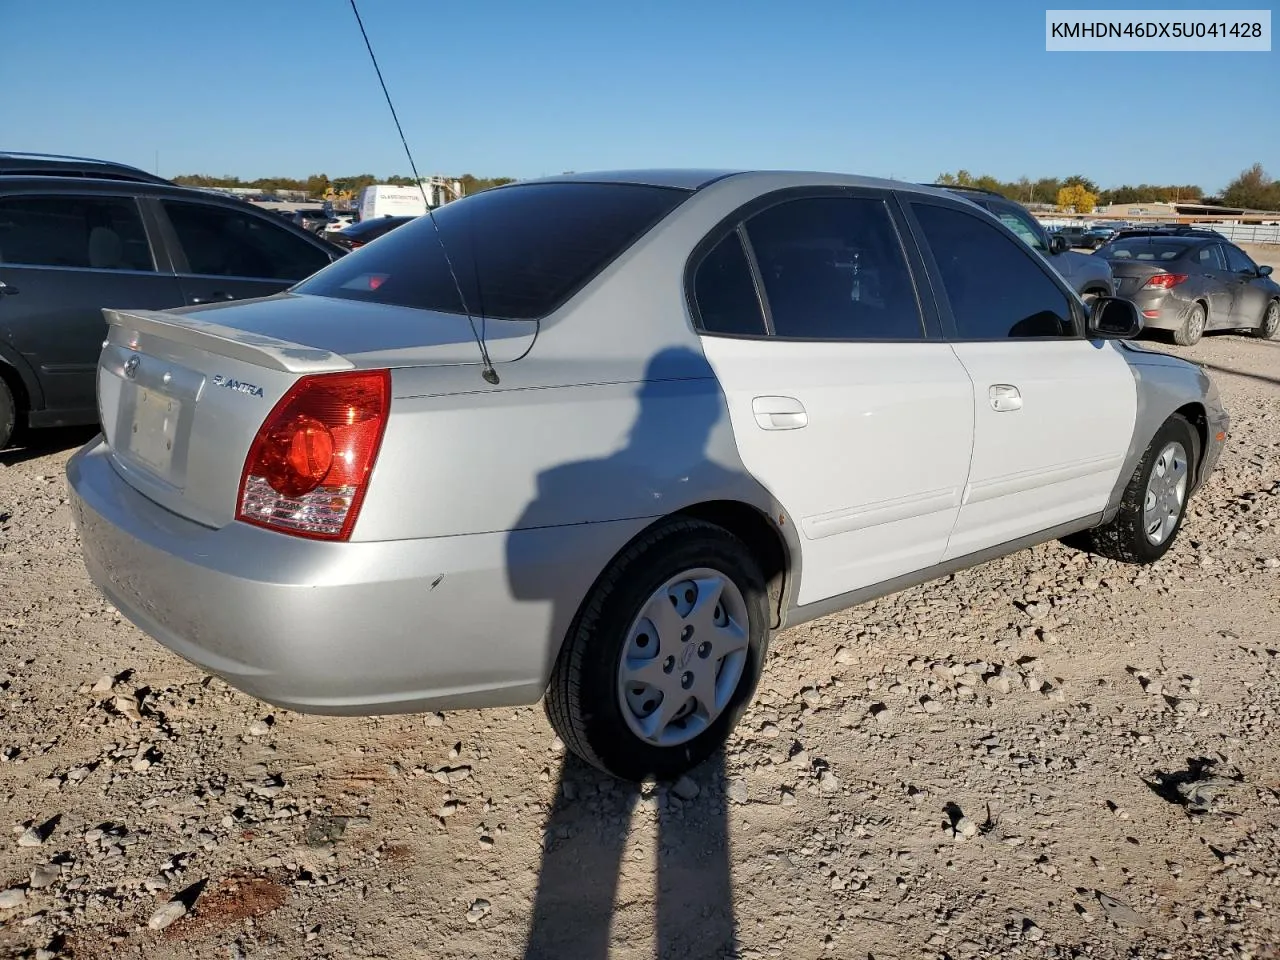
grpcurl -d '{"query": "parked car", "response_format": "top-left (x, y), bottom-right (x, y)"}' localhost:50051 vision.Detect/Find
top-left (1097, 232), bottom-right (1280, 344)
top-left (330, 215), bottom-right (416, 250)
top-left (933, 185), bottom-right (1115, 301)
top-left (0, 151), bottom-right (169, 184)
top-left (0, 166), bottom-right (346, 449)
top-left (1052, 224), bottom-right (1115, 250)
top-left (292, 209), bottom-right (331, 233)
top-left (67, 170), bottom-right (1228, 782)
top-left (320, 212), bottom-right (358, 236)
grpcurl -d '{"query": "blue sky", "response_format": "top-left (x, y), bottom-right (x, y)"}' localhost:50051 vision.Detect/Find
top-left (4, 0), bottom-right (1275, 190)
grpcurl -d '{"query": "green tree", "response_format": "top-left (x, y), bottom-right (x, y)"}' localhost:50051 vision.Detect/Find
top-left (1222, 163), bottom-right (1280, 210)
top-left (305, 173), bottom-right (330, 198)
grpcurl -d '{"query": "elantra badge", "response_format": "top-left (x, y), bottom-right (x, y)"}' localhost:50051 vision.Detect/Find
top-left (212, 375), bottom-right (265, 398)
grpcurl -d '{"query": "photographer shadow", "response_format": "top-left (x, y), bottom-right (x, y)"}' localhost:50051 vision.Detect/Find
top-left (506, 346), bottom-right (742, 959)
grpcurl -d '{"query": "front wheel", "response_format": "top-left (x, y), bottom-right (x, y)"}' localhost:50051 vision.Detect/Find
top-left (545, 518), bottom-right (770, 782)
top-left (1080, 415), bottom-right (1197, 565)
top-left (1250, 299), bottom-right (1280, 340)
top-left (1173, 303), bottom-right (1206, 346)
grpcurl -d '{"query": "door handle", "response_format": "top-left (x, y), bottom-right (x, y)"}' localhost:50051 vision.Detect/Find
top-left (752, 396), bottom-right (807, 430)
top-left (0, 280), bottom-right (17, 296)
top-left (989, 384), bottom-right (1022, 412)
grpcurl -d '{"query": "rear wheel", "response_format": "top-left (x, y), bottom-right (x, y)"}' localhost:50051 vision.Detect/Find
top-left (545, 518), bottom-right (770, 782)
top-left (1080, 415), bottom-right (1196, 565)
top-left (0, 378), bottom-right (16, 452)
top-left (1173, 303), bottom-right (1206, 346)
top-left (1250, 299), bottom-right (1279, 340)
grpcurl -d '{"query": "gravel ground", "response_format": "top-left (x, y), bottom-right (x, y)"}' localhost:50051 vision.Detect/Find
top-left (2, 279), bottom-right (1279, 959)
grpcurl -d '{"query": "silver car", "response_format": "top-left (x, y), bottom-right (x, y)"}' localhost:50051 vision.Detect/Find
top-left (67, 170), bottom-right (1229, 781)
top-left (1098, 230), bottom-right (1280, 345)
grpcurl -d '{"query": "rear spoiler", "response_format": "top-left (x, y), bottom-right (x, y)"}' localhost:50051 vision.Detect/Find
top-left (103, 308), bottom-right (355, 375)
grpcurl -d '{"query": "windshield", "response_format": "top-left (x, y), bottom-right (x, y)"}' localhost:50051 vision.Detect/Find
top-left (992, 209), bottom-right (1046, 252)
top-left (295, 182), bottom-right (688, 319)
top-left (1102, 239), bottom-right (1192, 261)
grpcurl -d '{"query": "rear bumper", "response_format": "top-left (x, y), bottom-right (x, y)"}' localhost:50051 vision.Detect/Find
top-left (67, 437), bottom-right (644, 715)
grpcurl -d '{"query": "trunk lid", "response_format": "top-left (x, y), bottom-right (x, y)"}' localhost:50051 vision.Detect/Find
top-left (1105, 260), bottom-right (1174, 298)
top-left (98, 294), bottom-right (536, 528)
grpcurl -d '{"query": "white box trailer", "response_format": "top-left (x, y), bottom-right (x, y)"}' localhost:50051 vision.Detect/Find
top-left (357, 185), bottom-right (429, 221)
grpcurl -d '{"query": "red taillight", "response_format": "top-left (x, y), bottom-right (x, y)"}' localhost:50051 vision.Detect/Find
top-left (349, 240), bottom-right (365, 249)
top-left (1143, 273), bottom-right (1188, 289)
top-left (236, 370), bottom-right (391, 541)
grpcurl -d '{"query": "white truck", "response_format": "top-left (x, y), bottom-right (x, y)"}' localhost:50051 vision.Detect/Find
top-left (356, 184), bottom-right (429, 221)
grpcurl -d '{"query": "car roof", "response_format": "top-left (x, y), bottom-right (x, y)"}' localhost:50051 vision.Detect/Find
top-left (0, 152), bottom-right (170, 185)
top-left (0, 175), bottom-right (282, 203)
top-left (512, 169), bottom-right (963, 200)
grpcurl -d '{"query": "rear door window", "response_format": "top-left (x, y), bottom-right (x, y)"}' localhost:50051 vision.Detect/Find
top-left (0, 195), bottom-right (155, 271)
top-left (1196, 245), bottom-right (1227, 270)
top-left (294, 182), bottom-right (687, 319)
top-left (162, 201), bottom-right (331, 281)
top-left (742, 196), bottom-right (924, 340)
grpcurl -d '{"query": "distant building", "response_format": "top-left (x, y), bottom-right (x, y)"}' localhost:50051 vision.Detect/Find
top-left (1094, 202), bottom-right (1180, 218)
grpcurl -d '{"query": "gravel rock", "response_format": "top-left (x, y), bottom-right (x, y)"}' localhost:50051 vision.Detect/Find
top-left (246, 719), bottom-right (273, 737)
top-left (726, 779), bottom-right (749, 804)
top-left (0, 887), bottom-right (26, 909)
top-left (91, 675), bottom-right (115, 694)
top-left (17, 825), bottom-right (44, 847)
top-left (671, 776), bottom-right (700, 801)
top-left (147, 899), bottom-right (187, 931)
top-left (29, 863), bottom-right (60, 889)
top-left (465, 898), bottom-right (491, 923)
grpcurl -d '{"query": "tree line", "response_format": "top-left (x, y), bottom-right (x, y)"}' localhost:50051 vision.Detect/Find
top-left (173, 163), bottom-right (1280, 212)
top-left (171, 172), bottom-right (516, 198)
top-left (935, 163), bottom-right (1279, 213)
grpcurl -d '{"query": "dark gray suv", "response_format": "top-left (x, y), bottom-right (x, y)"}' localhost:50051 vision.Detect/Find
top-left (0, 158), bottom-right (343, 449)
top-left (935, 185), bottom-right (1115, 303)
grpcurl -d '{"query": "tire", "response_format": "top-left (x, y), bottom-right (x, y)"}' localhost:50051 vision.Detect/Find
top-left (1081, 287), bottom-right (1108, 305)
top-left (0, 377), bottom-right (15, 452)
top-left (1081, 415), bottom-right (1197, 565)
top-left (545, 518), bottom-right (770, 782)
top-left (1173, 302), bottom-right (1206, 346)
top-left (1250, 299), bottom-right (1280, 340)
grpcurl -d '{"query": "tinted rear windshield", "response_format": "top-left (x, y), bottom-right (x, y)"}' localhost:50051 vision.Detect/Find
top-left (1102, 239), bottom-right (1192, 261)
top-left (294, 182), bottom-right (687, 319)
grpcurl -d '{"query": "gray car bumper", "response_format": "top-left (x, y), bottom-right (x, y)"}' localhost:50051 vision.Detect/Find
top-left (67, 437), bottom-right (642, 715)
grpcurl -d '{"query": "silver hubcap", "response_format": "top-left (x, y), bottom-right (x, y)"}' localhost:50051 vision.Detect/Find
top-left (616, 568), bottom-right (750, 747)
top-left (1187, 308), bottom-right (1205, 340)
top-left (1265, 303), bottom-right (1279, 337)
top-left (1143, 441), bottom-right (1188, 545)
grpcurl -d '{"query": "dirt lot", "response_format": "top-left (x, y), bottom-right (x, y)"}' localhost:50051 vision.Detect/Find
top-left (2, 253), bottom-right (1279, 960)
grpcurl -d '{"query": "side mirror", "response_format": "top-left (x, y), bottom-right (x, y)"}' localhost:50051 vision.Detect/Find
top-left (1258, 264), bottom-right (1273, 277)
top-left (1049, 234), bottom-right (1069, 255)
top-left (1087, 296), bottom-right (1143, 340)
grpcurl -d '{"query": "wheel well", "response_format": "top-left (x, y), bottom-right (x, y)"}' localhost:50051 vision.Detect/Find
top-left (1174, 402), bottom-right (1207, 474)
top-left (0, 362), bottom-right (28, 420)
top-left (676, 500), bottom-right (790, 629)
